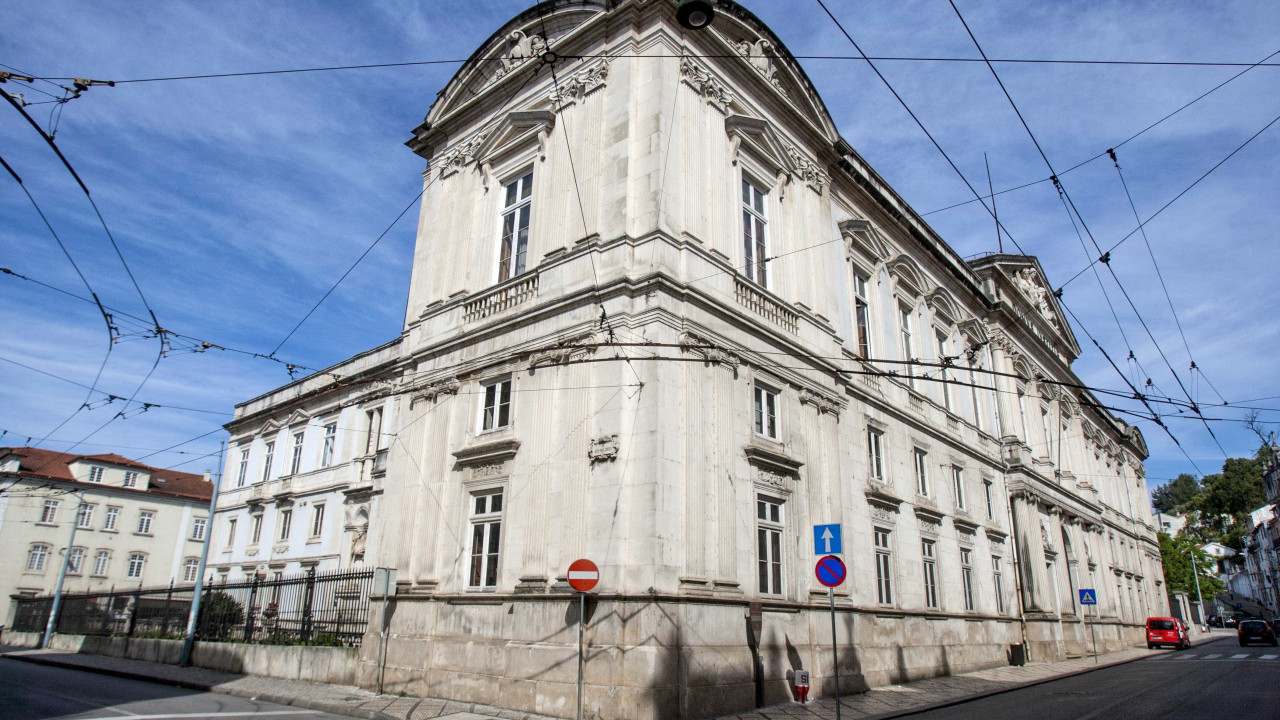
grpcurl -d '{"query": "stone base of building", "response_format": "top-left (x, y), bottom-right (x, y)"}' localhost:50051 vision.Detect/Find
top-left (357, 594), bottom-right (1023, 720)
top-left (1024, 614), bottom-right (1144, 662)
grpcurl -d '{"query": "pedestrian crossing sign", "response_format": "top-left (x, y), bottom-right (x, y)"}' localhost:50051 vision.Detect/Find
top-left (1079, 588), bottom-right (1097, 605)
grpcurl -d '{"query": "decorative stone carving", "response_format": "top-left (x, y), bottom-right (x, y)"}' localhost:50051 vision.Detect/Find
top-left (756, 466), bottom-right (790, 491)
top-left (410, 377), bottom-right (460, 409)
top-left (588, 434), bottom-right (619, 463)
top-left (678, 331), bottom-right (740, 369)
top-left (735, 38), bottom-right (787, 97)
top-left (870, 505), bottom-right (897, 524)
top-left (800, 388), bottom-right (841, 417)
top-left (680, 57), bottom-right (734, 113)
top-left (491, 30), bottom-right (547, 84)
top-left (783, 141), bottom-right (828, 195)
top-left (918, 517), bottom-right (941, 536)
top-left (548, 59), bottom-right (610, 112)
top-left (436, 130), bottom-right (490, 179)
top-left (472, 462), bottom-right (504, 478)
top-left (1014, 268), bottom-right (1059, 330)
top-left (529, 331), bottom-right (600, 370)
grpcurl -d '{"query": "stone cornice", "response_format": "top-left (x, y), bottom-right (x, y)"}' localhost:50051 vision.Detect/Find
top-left (452, 438), bottom-right (522, 468)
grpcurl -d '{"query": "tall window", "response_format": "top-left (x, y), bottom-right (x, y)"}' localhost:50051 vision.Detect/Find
top-left (183, 558), bottom-right (200, 583)
top-left (921, 539), bottom-right (939, 609)
top-left (756, 496), bottom-right (784, 595)
top-left (874, 529), bottom-right (893, 605)
top-left (952, 466), bottom-right (966, 510)
top-left (88, 466), bottom-right (104, 483)
top-left (983, 480), bottom-right (995, 520)
top-left (279, 509), bottom-right (292, 541)
top-left (320, 422), bottom-right (337, 467)
top-left (742, 178), bottom-right (768, 285)
top-left (191, 517), bottom-right (207, 541)
top-left (310, 504), bottom-right (326, 537)
top-left (852, 271), bottom-right (872, 358)
top-left (899, 306), bottom-right (916, 389)
top-left (914, 448), bottom-right (930, 497)
top-left (27, 544), bottom-right (50, 572)
top-left (127, 553), bottom-right (146, 579)
top-left (290, 431), bottom-right (305, 474)
top-left (1041, 405), bottom-right (1054, 458)
top-left (498, 171), bottom-right (533, 281)
top-left (104, 507), bottom-right (119, 531)
top-left (40, 499), bottom-right (59, 524)
top-left (93, 550), bottom-right (110, 576)
top-left (226, 518), bottom-right (237, 545)
top-left (936, 330), bottom-right (952, 411)
top-left (1016, 387), bottom-right (1030, 441)
top-left (754, 384), bottom-right (779, 440)
top-left (261, 441), bottom-right (275, 483)
top-left (481, 378), bottom-right (512, 432)
top-left (236, 449), bottom-right (249, 487)
top-left (365, 407), bottom-right (384, 454)
top-left (123, 471), bottom-right (138, 487)
top-left (67, 547), bottom-right (86, 574)
top-left (469, 490), bottom-right (504, 588)
top-left (866, 427), bottom-right (885, 481)
top-left (992, 556), bottom-right (1005, 613)
top-left (77, 504), bottom-right (95, 529)
top-left (960, 548), bottom-right (975, 611)
top-left (137, 511), bottom-right (154, 535)
top-left (250, 514), bottom-right (263, 544)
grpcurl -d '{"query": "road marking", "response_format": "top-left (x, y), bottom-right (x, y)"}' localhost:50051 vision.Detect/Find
top-left (1201, 654), bottom-right (1221, 659)
top-left (1262, 654), bottom-right (1278, 660)
top-left (1231, 653), bottom-right (1250, 659)
top-left (1174, 654), bottom-right (1196, 660)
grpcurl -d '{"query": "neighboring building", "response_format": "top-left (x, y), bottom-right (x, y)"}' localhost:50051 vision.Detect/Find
top-left (1, 447), bottom-right (212, 624)
top-left (213, 2), bottom-right (1164, 717)
top-left (1200, 541), bottom-right (1237, 587)
top-left (207, 343), bottom-right (396, 583)
top-left (1155, 511), bottom-right (1186, 536)
top-left (1263, 445), bottom-right (1279, 505)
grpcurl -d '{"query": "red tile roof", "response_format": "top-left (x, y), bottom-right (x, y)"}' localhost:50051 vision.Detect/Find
top-left (1, 446), bottom-right (212, 501)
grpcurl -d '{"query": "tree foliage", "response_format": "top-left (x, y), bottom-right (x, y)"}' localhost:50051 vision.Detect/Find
top-left (1152, 473), bottom-right (1200, 514)
top-left (1158, 532), bottom-right (1225, 599)
top-left (1166, 448), bottom-right (1268, 552)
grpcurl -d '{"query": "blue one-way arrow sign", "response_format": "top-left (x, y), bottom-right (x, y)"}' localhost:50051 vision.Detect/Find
top-left (813, 524), bottom-right (843, 555)
top-left (1079, 588), bottom-right (1097, 605)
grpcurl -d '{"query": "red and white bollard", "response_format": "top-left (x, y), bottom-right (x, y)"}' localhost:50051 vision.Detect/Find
top-left (795, 669), bottom-right (810, 703)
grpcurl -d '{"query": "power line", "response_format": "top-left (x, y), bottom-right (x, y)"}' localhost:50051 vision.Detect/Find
top-left (0, 355), bottom-right (230, 416)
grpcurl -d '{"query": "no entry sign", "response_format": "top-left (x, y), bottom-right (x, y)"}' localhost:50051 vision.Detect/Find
top-left (815, 555), bottom-right (847, 587)
top-left (567, 558), bottom-right (599, 592)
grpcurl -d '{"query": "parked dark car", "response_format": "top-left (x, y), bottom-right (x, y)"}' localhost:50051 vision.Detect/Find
top-left (1147, 617), bottom-right (1191, 650)
top-left (1224, 616), bottom-right (1239, 628)
top-left (1237, 619), bottom-right (1278, 647)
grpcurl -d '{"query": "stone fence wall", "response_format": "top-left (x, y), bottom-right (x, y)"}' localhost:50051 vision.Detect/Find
top-left (0, 630), bottom-right (357, 686)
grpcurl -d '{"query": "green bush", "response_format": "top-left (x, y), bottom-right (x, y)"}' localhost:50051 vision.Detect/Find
top-left (197, 591), bottom-right (245, 642)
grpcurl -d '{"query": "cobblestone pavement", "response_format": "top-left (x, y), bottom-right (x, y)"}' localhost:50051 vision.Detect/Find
top-left (2, 630), bottom-right (1232, 720)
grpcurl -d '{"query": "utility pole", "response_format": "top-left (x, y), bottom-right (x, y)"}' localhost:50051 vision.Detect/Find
top-left (42, 491), bottom-right (87, 649)
top-left (181, 440), bottom-right (225, 666)
top-left (1191, 547), bottom-right (1206, 631)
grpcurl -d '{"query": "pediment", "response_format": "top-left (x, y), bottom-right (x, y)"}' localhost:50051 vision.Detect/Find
top-left (257, 418), bottom-right (283, 437)
top-left (282, 409), bottom-right (311, 428)
top-left (968, 255), bottom-right (1081, 360)
top-left (839, 218), bottom-right (893, 265)
top-left (957, 318), bottom-right (989, 359)
top-left (886, 254), bottom-right (930, 298)
top-left (725, 115), bottom-right (829, 196)
top-left (924, 288), bottom-right (963, 327)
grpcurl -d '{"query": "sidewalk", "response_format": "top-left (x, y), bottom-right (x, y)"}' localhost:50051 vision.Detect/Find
top-left (712, 629), bottom-right (1232, 720)
top-left (1, 630), bottom-right (1231, 720)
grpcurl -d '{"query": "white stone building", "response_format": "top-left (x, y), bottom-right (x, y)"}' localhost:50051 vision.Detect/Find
top-left (208, 341), bottom-right (398, 582)
top-left (1, 447), bottom-right (212, 623)
top-left (210, 2), bottom-right (1165, 717)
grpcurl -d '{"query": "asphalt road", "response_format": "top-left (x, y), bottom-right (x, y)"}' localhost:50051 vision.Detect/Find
top-left (907, 635), bottom-right (1280, 720)
top-left (0, 656), bottom-right (356, 720)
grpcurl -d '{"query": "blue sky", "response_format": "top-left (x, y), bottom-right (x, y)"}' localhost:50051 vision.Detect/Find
top-left (3, 0), bottom-right (1278, 497)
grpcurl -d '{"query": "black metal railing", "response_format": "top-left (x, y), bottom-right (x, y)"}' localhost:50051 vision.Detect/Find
top-left (8, 567), bottom-right (374, 647)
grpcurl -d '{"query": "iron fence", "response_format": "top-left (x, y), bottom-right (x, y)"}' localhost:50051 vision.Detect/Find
top-left (8, 567), bottom-right (374, 647)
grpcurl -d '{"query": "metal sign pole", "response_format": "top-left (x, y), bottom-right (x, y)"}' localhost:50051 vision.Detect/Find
top-left (1089, 602), bottom-right (1098, 663)
top-left (181, 440), bottom-right (225, 666)
top-left (577, 591), bottom-right (585, 720)
top-left (830, 587), bottom-right (840, 720)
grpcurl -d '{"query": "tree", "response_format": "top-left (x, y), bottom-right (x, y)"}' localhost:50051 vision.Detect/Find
top-left (1152, 473), bottom-right (1200, 515)
top-left (1158, 532), bottom-right (1224, 599)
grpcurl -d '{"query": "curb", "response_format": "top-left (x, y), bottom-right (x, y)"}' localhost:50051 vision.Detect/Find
top-left (2, 652), bottom-right (397, 720)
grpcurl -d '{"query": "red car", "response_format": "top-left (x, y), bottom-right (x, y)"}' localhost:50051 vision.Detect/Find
top-left (1146, 617), bottom-right (1190, 650)
top-left (1237, 619), bottom-right (1278, 647)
